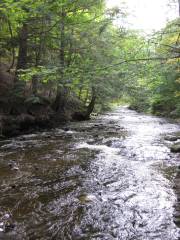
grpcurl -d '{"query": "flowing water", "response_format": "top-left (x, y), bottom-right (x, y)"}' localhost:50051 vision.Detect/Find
top-left (0, 107), bottom-right (180, 240)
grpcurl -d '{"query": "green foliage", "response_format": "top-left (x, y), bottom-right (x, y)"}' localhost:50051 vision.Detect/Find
top-left (121, 18), bottom-right (180, 117)
top-left (0, 0), bottom-right (179, 117)
top-left (149, 19), bottom-right (180, 116)
top-left (18, 67), bottom-right (58, 82)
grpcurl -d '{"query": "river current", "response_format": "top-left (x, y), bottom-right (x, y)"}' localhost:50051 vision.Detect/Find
top-left (0, 107), bottom-right (180, 240)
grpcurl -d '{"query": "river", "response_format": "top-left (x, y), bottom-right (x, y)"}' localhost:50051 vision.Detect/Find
top-left (0, 106), bottom-right (180, 240)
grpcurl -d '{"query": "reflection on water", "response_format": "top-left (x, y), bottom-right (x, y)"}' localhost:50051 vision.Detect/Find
top-left (0, 107), bottom-right (180, 239)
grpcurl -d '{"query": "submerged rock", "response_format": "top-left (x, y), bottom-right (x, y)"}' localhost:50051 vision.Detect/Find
top-left (174, 217), bottom-right (180, 226)
top-left (171, 143), bottom-right (180, 153)
top-left (78, 194), bottom-right (97, 204)
top-left (165, 136), bottom-right (180, 142)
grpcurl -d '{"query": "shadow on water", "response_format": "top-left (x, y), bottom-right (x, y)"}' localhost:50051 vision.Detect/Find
top-left (0, 106), bottom-right (180, 239)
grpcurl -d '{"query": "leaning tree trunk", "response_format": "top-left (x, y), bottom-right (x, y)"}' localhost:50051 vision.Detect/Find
top-left (72, 87), bottom-right (96, 121)
top-left (86, 87), bottom-right (96, 118)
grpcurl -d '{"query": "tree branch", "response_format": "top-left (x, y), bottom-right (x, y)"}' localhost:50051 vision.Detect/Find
top-left (97, 56), bottom-right (180, 71)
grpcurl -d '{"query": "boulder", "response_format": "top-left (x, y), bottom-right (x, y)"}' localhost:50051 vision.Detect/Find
top-left (165, 136), bottom-right (180, 142)
top-left (171, 143), bottom-right (180, 153)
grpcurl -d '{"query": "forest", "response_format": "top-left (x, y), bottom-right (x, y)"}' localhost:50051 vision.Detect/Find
top-left (0, 0), bottom-right (179, 135)
top-left (0, 1), bottom-right (180, 239)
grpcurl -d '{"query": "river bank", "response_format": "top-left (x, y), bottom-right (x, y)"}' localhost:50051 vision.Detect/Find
top-left (0, 93), bottom-right (92, 138)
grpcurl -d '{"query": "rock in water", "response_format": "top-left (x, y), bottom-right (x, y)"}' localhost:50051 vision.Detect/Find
top-left (78, 194), bottom-right (97, 204)
top-left (171, 143), bottom-right (180, 153)
top-left (165, 136), bottom-right (180, 142)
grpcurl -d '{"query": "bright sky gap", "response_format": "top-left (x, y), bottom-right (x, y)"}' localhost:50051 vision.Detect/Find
top-left (106, 0), bottom-right (179, 31)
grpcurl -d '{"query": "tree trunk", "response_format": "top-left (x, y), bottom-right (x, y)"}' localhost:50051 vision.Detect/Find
top-left (67, 29), bottom-right (74, 67)
top-left (7, 20), bottom-right (15, 72)
top-left (72, 87), bottom-right (96, 121)
top-left (32, 75), bottom-right (38, 95)
top-left (52, 86), bottom-right (68, 112)
top-left (60, 10), bottom-right (66, 71)
top-left (16, 23), bottom-right (28, 71)
top-left (84, 89), bottom-right (89, 105)
top-left (78, 85), bottom-right (83, 99)
top-left (86, 87), bottom-right (96, 117)
top-left (31, 28), bottom-right (44, 95)
top-left (54, 9), bottom-right (66, 112)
